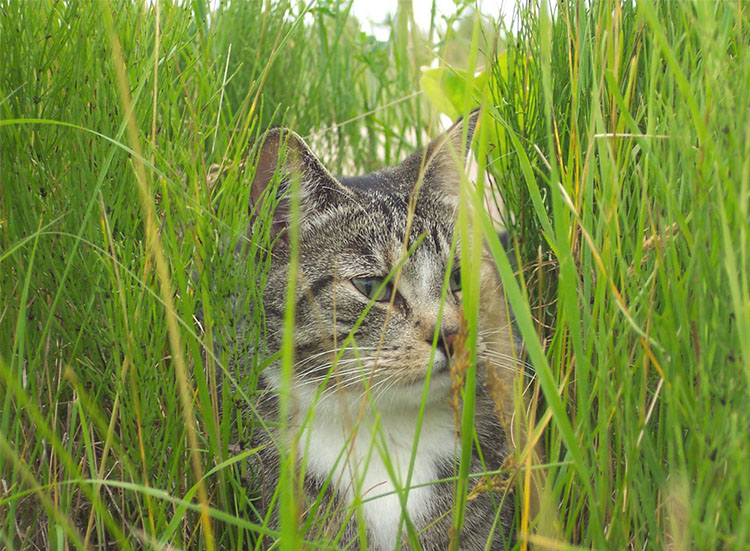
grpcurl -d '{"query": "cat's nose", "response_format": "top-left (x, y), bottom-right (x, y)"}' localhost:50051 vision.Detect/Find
top-left (430, 328), bottom-right (459, 359)
top-left (441, 331), bottom-right (459, 357)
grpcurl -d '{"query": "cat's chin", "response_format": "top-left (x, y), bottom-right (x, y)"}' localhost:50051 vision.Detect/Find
top-left (370, 363), bottom-right (455, 410)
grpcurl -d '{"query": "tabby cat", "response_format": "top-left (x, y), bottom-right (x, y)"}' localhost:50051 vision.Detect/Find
top-left (239, 113), bottom-right (518, 550)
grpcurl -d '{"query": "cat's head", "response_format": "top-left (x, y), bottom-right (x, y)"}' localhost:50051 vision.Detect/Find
top-left (249, 112), bottom-right (508, 410)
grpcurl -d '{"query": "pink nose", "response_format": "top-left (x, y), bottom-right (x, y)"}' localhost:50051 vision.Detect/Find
top-left (442, 331), bottom-right (458, 357)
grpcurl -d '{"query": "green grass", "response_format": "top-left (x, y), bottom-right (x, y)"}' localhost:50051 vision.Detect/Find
top-left (1, 0), bottom-right (749, 550)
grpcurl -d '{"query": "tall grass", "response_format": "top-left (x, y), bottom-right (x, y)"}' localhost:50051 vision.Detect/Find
top-left (489, 1), bottom-right (750, 548)
top-left (1, 0), bottom-right (748, 550)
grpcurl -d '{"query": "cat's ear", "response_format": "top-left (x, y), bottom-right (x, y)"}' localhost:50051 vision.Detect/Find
top-left (419, 109), bottom-right (480, 202)
top-left (250, 128), bottom-right (348, 239)
top-left (429, 108), bottom-right (479, 163)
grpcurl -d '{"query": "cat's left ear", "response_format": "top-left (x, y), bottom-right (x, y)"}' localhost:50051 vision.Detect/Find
top-left (419, 108), bottom-right (480, 201)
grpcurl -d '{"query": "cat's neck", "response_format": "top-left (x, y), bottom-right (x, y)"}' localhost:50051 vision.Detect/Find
top-left (290, 380), bottom-right (458, 551)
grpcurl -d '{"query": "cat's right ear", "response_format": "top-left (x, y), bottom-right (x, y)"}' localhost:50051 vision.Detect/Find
top-left (250, 128), bottom-right (347, 240)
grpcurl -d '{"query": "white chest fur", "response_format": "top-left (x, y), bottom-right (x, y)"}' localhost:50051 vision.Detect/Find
top-left (294, 392), bottom-right (457, 550)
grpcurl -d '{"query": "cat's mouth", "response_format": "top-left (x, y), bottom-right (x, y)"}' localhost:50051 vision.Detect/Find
top-left (428, 353), bottom-right (451, 377)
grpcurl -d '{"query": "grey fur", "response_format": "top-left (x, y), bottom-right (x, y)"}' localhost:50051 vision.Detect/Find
top-left (231, 114), bottom-right (518, 550)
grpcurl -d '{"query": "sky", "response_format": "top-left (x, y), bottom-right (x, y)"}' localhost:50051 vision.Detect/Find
top-left (349, 0), bottom-right (514, 41)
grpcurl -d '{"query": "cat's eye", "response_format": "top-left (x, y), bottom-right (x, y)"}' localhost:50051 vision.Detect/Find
top-left (449, 269), bottom-right (461, 293)
top-left (352, 277), bottom-right (393, 302)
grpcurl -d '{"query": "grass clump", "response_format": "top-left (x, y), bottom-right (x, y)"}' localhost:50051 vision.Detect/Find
top-left (489, 1), bottom-right (750, 548)
top-left (1, 0), bottom-right (749, 550)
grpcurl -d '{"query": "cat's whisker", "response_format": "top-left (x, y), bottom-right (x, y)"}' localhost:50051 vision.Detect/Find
top-left (366, 372), bottom-right (405, 402)
top-left (305, 360), bottom-right (377, 376)
top-left (485, 364), bottom-right (534, 380)
top-left (293, 347), bottom-right (381, 369)
top-left (316, 374), bottom-right (377, 403)
top-left (319, 366), bottom-right (392, 404)
top-left (302, 370), bottom-right (371, 388)
top-left (303, 360), bottom-right (380, 385)
top-left (483, 350), bottom-right (534, 370)
top-left (481, 349), bottom-right (533, 368)
top-left (477, 326), bottom-right (516, 337)
top-left (369, 380), bottom-right (398, 403)
top-left (305, 360), bottom-right (383, 390)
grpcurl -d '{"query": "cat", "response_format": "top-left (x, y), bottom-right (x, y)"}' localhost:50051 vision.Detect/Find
top-left (235, 112), bottom-right (519, 550)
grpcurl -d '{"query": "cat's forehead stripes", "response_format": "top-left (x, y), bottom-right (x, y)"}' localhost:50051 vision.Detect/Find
top-left (333, 188), bottom-right (456, 278)
top-left (338, 173), bottom-right (456, 251)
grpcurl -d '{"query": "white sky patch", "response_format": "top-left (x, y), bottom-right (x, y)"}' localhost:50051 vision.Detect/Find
top-left (201, 1), bottom-right (516, 41)
top-left (350, 0), bottom-right (515, 41)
